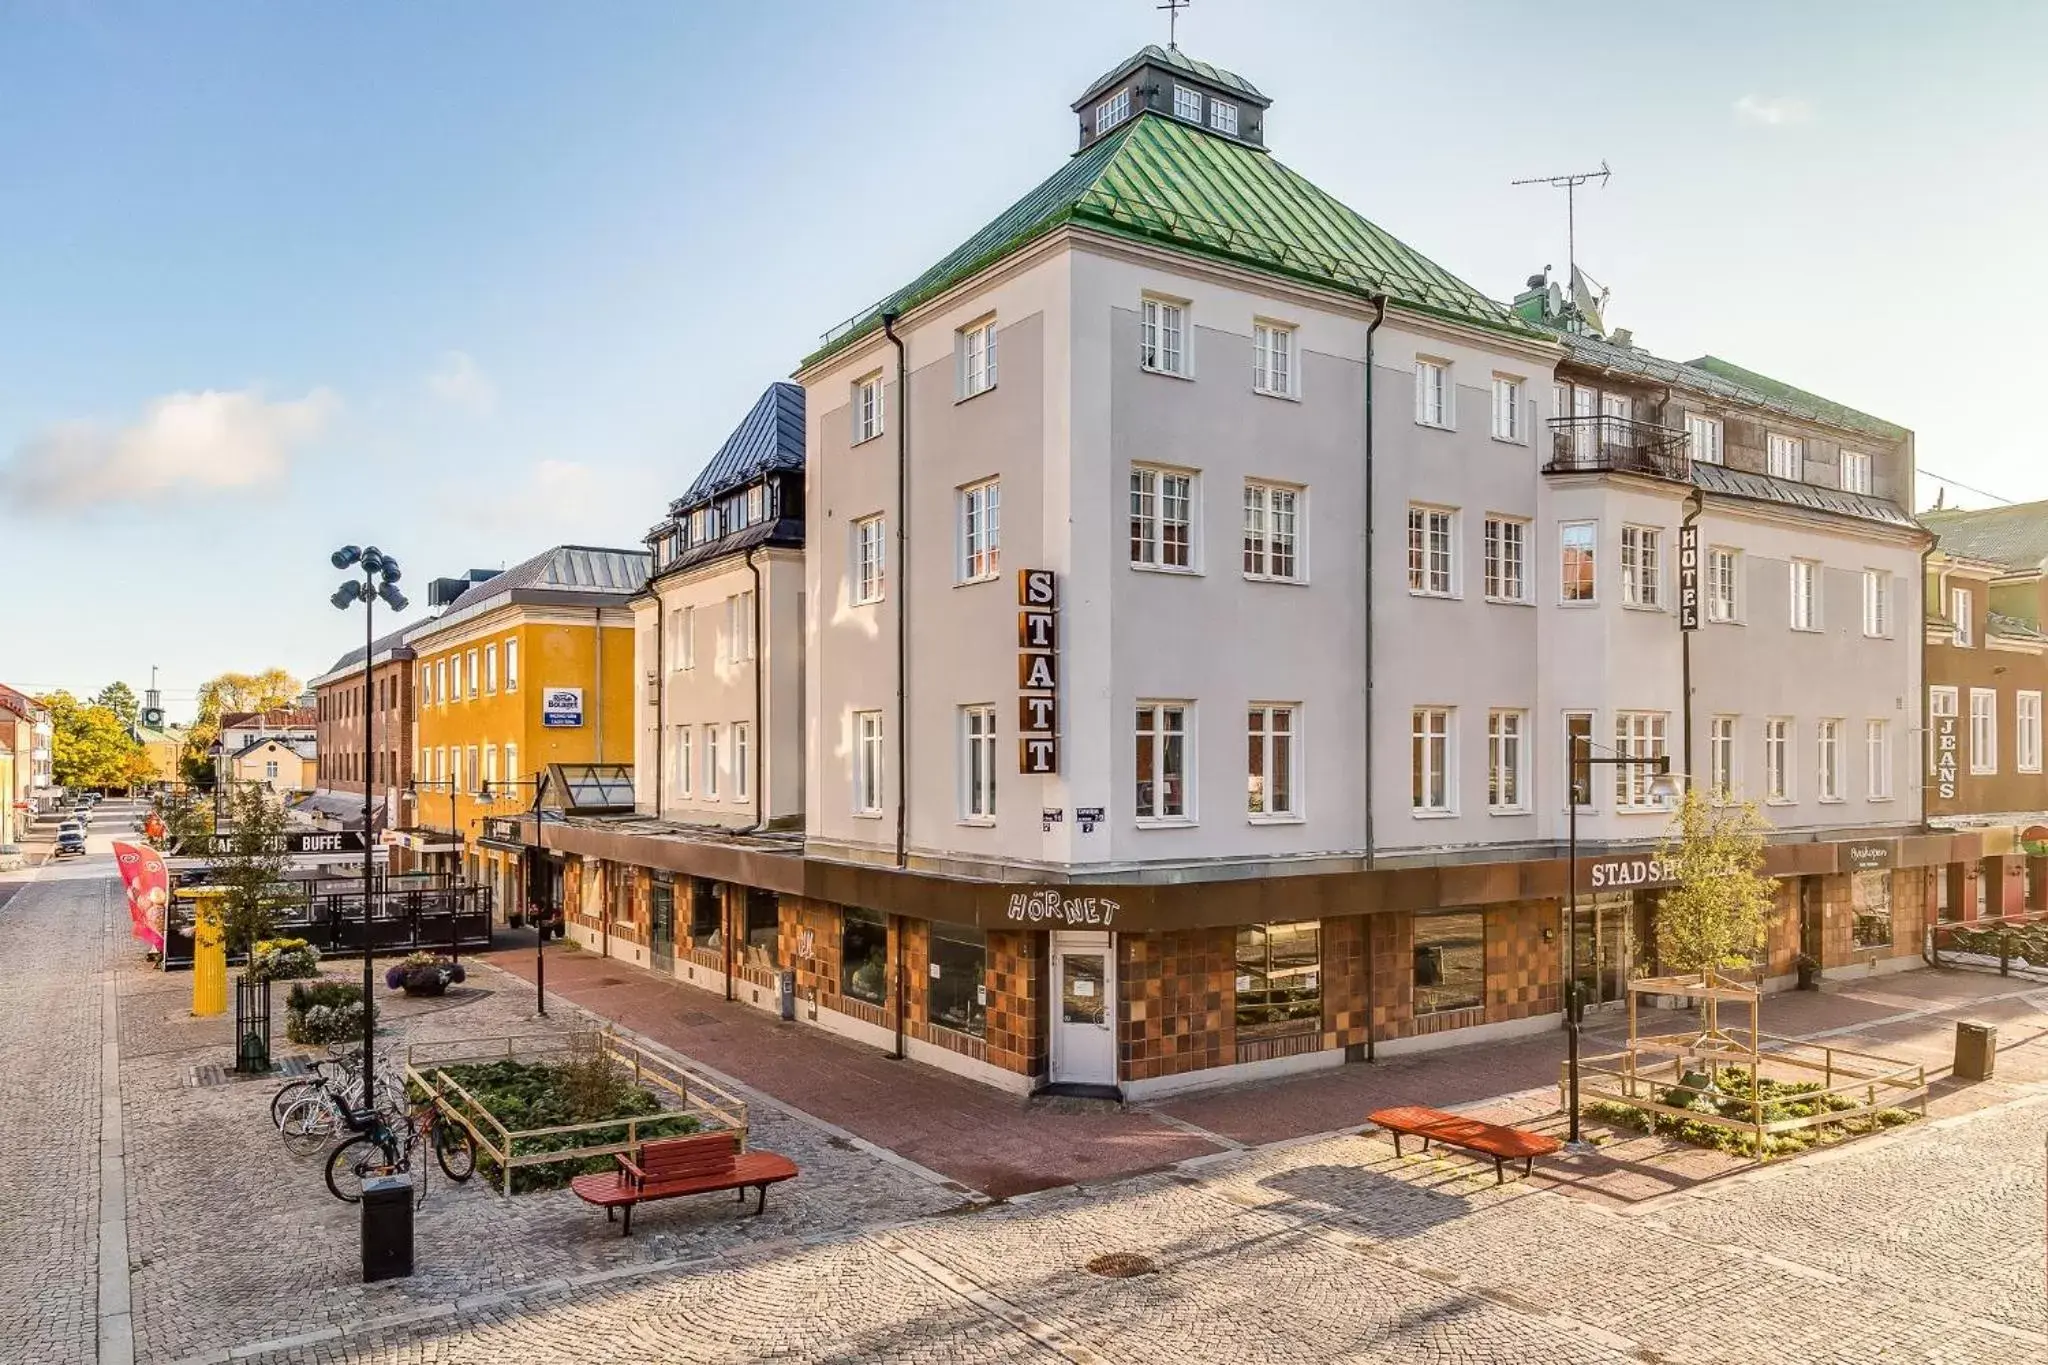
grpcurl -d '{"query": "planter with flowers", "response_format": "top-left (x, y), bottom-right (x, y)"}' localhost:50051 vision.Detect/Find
top-left (385, 952), bottom-right (466, 997)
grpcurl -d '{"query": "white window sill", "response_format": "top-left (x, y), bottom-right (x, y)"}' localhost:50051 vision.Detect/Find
top-left (1131, 562), bottom-right (1201, 577)
top-left (1484, 595), bottom-right (1534, 607)
top-left (1866, 795), bottom-right (1896, 803)
top-left (1247, 813), bottom-right (1303, 825)
top-left (1253, 386), bottom-right (1300, 403)
top-left (955, 573), bottom-right (1001, 588)
top-left (852, 810), bottom-right (884, 820)
top-left (851, 596), bottom-right (885, 608)
top-left (1415, 419), bottom-right (1454, 432)
top-left (1791, 625), bottom-right (1822, 634)
top-left (1817, 797), bottom-right (1846, 805)
top-left (1141, 364), bottom-right (1194, 382)
top-left (957, 817), bottom-right (996, 828)
top-left (1409, 588), bottom-right (1459, 601)
top-left (955, 384), bottom-right (997, 406)
top-left (1708, 616), bottom-right (1742, 627)
top-left (1489, 434), bottom-right (1526, 447)
top-left (1557, 599), bottom-right (1599, 608)
top-left (1622, 602), bottom-right (1667, 614)
top-left (1244, 573), bottom-right (1308, 587)
top-left (852, 432), bottom-right (885, 449)
top-left (1411, 808), bottom-right (1459, 819)
top-left (1970, 768), bottom-right (1997, 777)
top-left (1614, 805), bottom-right (1670, 815)
top-left (1765, 797), bottom-right (1796, 807)
top-left (1488, 806), bottom-right (1532, 817)
top-left (1136, 817), bottom-right (1197, 829)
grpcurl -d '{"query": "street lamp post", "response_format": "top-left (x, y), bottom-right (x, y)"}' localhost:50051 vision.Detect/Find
top-left (404, 775), bottom-right (464, 961)
top-left (330, 544), bottom-right (407, 1110)
top-left (484, 773), bottom-right (552, 1017)
top-left (1565, 735), bottom-right (1680, 1152)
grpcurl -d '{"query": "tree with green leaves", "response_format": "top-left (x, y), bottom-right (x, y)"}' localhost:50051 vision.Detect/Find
top-left (153, 788), bottom-right (215, 854)
top-left (36, 690), bottom-right (146, 790)
top-left (94, 681), bottom-right (140, 726)
top-left (212, 781), bottom-right (296, 957)
top-left (1655, 789), bottom-right (1776, 990)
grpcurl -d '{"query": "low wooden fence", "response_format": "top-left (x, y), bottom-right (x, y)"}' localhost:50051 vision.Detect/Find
top-left (406, 1029), bottom-right (750, 1195)
top-left (1927, 912), bottom-right (2048, 982)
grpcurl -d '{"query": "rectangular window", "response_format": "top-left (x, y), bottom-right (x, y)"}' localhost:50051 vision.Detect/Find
top-left (1613, 712), bottom-right (1669, 808)
top-left (1565, 711), bottom-right (1593, 807)
top-left (1492, 375), bottom-right (1523, 441)
top-left (1620, 525), bottom-right (1662, 607)
top-left (853, 373), bottom-right (884, 444)
top-left (961, 706), bottom-right (997, 821)
top-left (855, 711), bottom-right (884, 814)
top-left (467, 650), bottom-right (478, 697)
top-left (841, 907), bottom-right (890, 1006)
top-left (1483, 516), bottom-right (1527, 602)
top-left (1208, 99), bottom-right (1238, 134)
top-left (1862, 569), bottom-right (1890, 637)
top-left (466, 745), bottom-right (479, 794)
top-left (748, 483), bottom-right (765, 524)
top-left (1242, 481), bottom-right (1301, 581)
top-left (1970, 688), bottom-right (1997, 774)
top-left (1708, 548), bottom-right (1739, 622)
top-left (1840, 451), bottom-right (1872, 495)
top-left (1560, 521), bottom-right (1597, 602)
top-left (675, 610), bottom-right (693, 671)
top-left (1817, 719), bottom-right (1842, 802)
top-left (959, 480), bottom-right (1002, 581)
top-left (1414, 358), bottom-right (1450, 427)
top-left (1952, 587), bottom-right (1972, 646)
top-left (1096, 88), bottom-right (1130, 131)
top-left (1246, 704), bottom-right (1296, 818)
top-left (1765, 718), bottom-right (1792, 801)
top-left (437, 659), bottom-right (449, 703)
top-left (1710, 716), bottom-right (1737, 799)
top-left (1412, 707), bottom-right (1453, 814)
top-left (1234, 922), bottom-right (1320, 1031)
top-left (928, 922), bottom-right (987, 1038)
top-left (484, 745), bottom-right (499, 791)
top-left (734, 723), bottom-right (750, 802)
top-left (1134, 702), bottom-right (1190, 822)
top-left (1130, 466), bottom-right (1195, 569)
top-left (1487, 710), bottom-right (1526, 813)
top-left (1140, 297), bottom-right (1187, 375)
top-left (1851, 871), bottom-right (1893, 949)
top-left (1252, 322), bottom-right (1295, 397)
top-left (2020, 693), bottom-right (2043, 773)
top-left (665, 609), bottom-right (683, 668)
top-left (1172, 83), bottom-right (1202, 121)
top-left (504, 638), bottom-right (518, 690)
top-left (1866, 720), bottom-right (1892, 799)
top-left (852, 515), bottom-right (886, 604)
top-left (1929, 686), bottom-right (1958, 778)
top-left (1686, 413), bottom-right (1723, 465)
top-left (1406, 506), bottom-right (1455, 596)
top-left (1789, 560), bottom-right (1818, 631)
top-left (1767, 432), bottom-right (1804, 480)
top-left (705, 724), bottom-right (722, 799)
top-left (504, 742), bottom-right (518, 789)
top-left (675, 728), bottom-right (691, 797)
top-left (1413, 911), bottom-right (1484, 1015)
top-left (959, 317), bottom-right (998, 398)
top-left (485, 644), bottom-right (498, 694)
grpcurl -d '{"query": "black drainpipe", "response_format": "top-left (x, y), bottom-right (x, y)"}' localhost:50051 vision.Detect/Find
top-left (883, 312), bottom-right (911, 870)
top-left (741, 544), bottom-right (767, 833)
top-left (1681, 488), bottom-right (1703, 779)
top-left (1361, 293), bottom-right (1388, 1064)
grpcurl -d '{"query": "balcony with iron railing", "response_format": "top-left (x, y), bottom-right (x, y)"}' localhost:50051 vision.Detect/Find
top-left (1545, 415), bottom-right (1691, 482)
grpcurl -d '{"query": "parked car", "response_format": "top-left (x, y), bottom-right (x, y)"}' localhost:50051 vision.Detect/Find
top-left (54, 829), bottom-right (87, 858)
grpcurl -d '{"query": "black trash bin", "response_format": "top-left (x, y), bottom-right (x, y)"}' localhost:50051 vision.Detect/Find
top-left (361, 1173), bottom-right (414, 1282)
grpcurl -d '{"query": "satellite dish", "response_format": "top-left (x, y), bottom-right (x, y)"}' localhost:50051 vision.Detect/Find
top-left (142, 708), bottom-right (165, 728)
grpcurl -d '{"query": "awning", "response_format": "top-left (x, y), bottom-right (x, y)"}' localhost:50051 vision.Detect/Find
top-left (387, 828), bottom-right (460, 853)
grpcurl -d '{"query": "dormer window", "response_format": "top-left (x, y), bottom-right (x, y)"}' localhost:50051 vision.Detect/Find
top-left (1173, 84), bottom-right (1202, 121)
top-left (1209, 100), bottom-right (1239, 135)
top-left (748, 485), bottom-right (765, 523)
top-left (1096, 88), bottom-right (1131, 132)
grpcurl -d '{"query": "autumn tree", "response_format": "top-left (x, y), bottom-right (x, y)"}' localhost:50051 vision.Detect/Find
top-left (180, 668), bottom-right (302, 785)
top-left (37, 690), bottom-right (146, 790)
top-left (1654, 790), bottom-right (1776, 990)
top-left (94, 681), bottom-right (140, 726)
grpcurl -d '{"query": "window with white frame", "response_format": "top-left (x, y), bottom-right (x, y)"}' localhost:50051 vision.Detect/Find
top-left (852, 515), bottom-right (886, 604)
top-left (1686, 413), bottom-right (1723, 465)
top-left (1246, 704), bottom-right (1297, 818)
top-left (503, 742), bottom-right (518, 789)
top-left (854, 711), bottom-right (883, 813)
top-left (704, 724), bottom-right (722, 798)
top-left (1483, 516), bottom-right (1528, 602)
top-left (505, 638), bottom-right (518, 690)
top-left (1565, 711), bottom-right (1593, 808)
top-left (1491, 375), bottom-right (1523, 442)
top-left (959, 479), bottom-right (1001, 581)
top-left (961, 706), bottom-right (996, 821)
top-left (724, 591), bottom-right (756, 661)
top-left (853, 373), bottom-right (884, 444)
top-left (1789, 560), bottom-right (1819, 631)
top-left (1242, 481), bottom-right (1301, 581)
top-left (748, 484), bottom-right (766, 524)
top-left (675, 727), bottom-right (692, 798)
top-left (959, 317), bottom-right (998, 398)
top-left (1866, 720), bottom-right (1892, 799)
top-left (1971, 688), bottom-right (1997, 774)
top-left (1252, 321), bottom-right (1295, 396)
top-left (1172, 83), bottom-right (1201, 121)
top-left (1840, 450), bottom-right (1872, 495)
top-left (485, 643), bottom-right (498, 693)
top-left (1765, 718), bottom-right (1792, 801)
top-left (1951, 586), bottom-right (1972, 645)
top-left (1487, 710), bottom-right (1526, 813)
top-left (1613, 711), bottom-right (1669, 808)
top-left (1131, 466), bottom-right (1194, 569)
top-left (1929, 686), bottom-right (1958, 776)
top-left (1412, 707), bottom-right (1454, 814)
top-left (484, 745), bottom-right (499, 791)
top-left (1817, 719), bottom-right (1842, 801)
top-left (1560, 521), bottom-right (1597, 602)
top-left (1209, 99), bottom-right (1238, 134)
top-left (1096, 88), bottom-right (1130, 131)
top-left (1862, 569), bottom-right (1890, 637)
top-left (1767, 432), bottom-right (1804, 480)
top-left (1140, 297), bottom-right (1187, 375)
top-left (1708, 548), bottom-right (1739, 622)
top-left (734, 723), bottom-right (751, 802)
top-left (1135, 703), bottom-right (1190, 821)
top-left (1414, 358), bottom-right (1450, 427)
top-left (466, 746), bottom-right (479, 794)
top-left (1710, 716), bottom-right (1737, 799)
top-left (467, 650), bottom-right (478, 696)
top-left (1620, 525), bottom-right (1662, 607)
top-left (1407, 506), bottom-right (1455, 596)
top-left (2022, 692), bottom-right (2044, 773)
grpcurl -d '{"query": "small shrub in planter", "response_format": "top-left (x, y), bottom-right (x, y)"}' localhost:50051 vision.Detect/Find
top-left (433, 1051), bottom-right (699, 1192)
top-left (386, 951), bottom-right (466, 997)
top-left (249, 937), bottom-right (321, 983)
top-left (285, 981), bottom-right (372, 1044)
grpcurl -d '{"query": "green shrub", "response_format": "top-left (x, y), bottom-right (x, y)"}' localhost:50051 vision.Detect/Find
top-left (434, 1054), bottom-right (699, 1192)
top-left (1585, 1066), bottom-right (1920, 1160)
top-left (249, 937), bottom-right (321, 983)
top-left (285, 981), bottom-right (371, 1044)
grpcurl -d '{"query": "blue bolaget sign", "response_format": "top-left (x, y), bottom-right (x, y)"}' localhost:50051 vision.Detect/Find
top-left (541, 687), bottom-right (584, 728)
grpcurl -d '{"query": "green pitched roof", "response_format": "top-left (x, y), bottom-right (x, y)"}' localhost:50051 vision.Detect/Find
top-left (1685, 355), bottom-right (1907, 443)
top-left (1922, 501), bottom-right (2048, 571)
top-left (807, 112), bottom-right (1533, 367)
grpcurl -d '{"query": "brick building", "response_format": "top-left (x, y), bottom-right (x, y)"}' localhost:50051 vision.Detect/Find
top-left (306, 628), bottom-right (415, 831)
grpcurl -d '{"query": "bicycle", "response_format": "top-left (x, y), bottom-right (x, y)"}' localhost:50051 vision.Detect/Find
top-left (276, 1054), bottom-right (404, 1159)
top-left (324, 1091), bottom-right (477, 1203)
top-left (270, 1048), bottom-right (367, 1127)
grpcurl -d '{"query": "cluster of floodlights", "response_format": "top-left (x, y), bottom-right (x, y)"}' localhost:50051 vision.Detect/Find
top-left (329, 544), bottom-right (409, 613)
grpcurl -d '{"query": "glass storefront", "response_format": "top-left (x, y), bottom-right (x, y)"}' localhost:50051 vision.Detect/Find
top-left (1235, 921), bottom-right (1321, 1033)
top-left (1851, 870), bottom-right (1893, 949)
top-left (1413, 911), bottom-right (1484, 1015)
top-left (688, 878), bottom-right (721, 950)
top-left (842, 907), bottom-right (889, 1004)
top-left (1566, 892), bottom-right (1634, 1008)
top-left (744, 889), bottom-right (780, 970)
top-left (928, 921), bottom-right (987, 1037)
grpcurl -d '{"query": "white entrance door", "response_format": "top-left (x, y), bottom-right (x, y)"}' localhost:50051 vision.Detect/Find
top-left (1050, 930), bottom-right (1116, 1087)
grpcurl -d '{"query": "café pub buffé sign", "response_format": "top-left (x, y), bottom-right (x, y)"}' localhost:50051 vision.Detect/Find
top-left (1017, 568), bottom-right (1059, 774)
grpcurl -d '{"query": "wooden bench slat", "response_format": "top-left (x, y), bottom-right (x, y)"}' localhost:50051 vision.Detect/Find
top-left (1367, 1105), bottom-right (1561, 1184)
top-left (570, 1131), bottom-right (800, 1235)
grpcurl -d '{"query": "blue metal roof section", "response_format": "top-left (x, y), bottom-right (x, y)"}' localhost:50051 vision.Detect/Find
top-left (1690, 461), bottom-right (1919, 531)
top-left (674, 382), bottom-right (806, 514)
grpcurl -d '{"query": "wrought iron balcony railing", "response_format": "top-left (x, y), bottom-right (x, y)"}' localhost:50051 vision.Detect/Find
top-left (1545, 415), bottom-right (1691, 481)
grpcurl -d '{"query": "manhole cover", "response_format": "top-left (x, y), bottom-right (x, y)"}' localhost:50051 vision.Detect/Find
top-left (1085, 1252), bottom-right (1157, 1278)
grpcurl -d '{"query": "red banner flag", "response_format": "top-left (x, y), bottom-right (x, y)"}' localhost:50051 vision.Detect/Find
top-left (113, 842), bottom-right (168, 953)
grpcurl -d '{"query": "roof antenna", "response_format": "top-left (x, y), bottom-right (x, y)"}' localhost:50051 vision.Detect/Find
top-left (1158, 0), bottom-right (1188, 49)
top-left (1511, 162), bottom-right (1611, 317)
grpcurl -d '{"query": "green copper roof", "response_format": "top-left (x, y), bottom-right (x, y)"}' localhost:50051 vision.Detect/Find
top-left (807, 112), bottom-right (1532, 367)
top-left (1685, 355), bottom-right (1907, 443)
top-left (1922, 501), bottom-right (2048, 571)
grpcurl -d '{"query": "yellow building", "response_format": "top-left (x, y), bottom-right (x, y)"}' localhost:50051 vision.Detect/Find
top-left (228, 736), bottom-right (317, 795)
top-left (401, 545), bottom-right (648, 916)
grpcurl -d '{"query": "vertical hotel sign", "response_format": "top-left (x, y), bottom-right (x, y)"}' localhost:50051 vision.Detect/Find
top-left (1017, 569), bottom-right (1058, 773)
top-left (1677, 523), bottom-right (1701, 631)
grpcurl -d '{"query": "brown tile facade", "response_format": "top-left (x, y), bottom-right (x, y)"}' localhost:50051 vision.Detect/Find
top-left (984, 930), bottom-right (1046, 1078)
top-left (1118, 928), bottom-right (1234, 1083)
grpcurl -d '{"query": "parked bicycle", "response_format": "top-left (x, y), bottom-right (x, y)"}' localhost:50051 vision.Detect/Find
top-left (274, 1051), bottom-right (404, 1159)
top-left (324, 1091), bottom-right (477, 1203)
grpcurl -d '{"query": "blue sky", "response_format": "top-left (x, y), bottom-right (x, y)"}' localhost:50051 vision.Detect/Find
top-left (4, 1), bottom-right (2043, 714)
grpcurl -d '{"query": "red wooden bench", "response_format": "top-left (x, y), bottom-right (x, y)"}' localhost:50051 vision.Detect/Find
top-left (569, 1131), bottom-right (799, 1235)
top-left (1368, 1105), bottom-right (1561, 1184)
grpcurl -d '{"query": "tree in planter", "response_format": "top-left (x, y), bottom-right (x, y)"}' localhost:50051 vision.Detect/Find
top-left (213, 781), bottom-right (295, 959)
top-left (1654, 789), bottom-right (1775, 1034)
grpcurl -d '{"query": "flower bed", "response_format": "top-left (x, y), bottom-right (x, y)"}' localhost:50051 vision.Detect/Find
top-left (426, 1055), bottom-right (698, 1192)
top-left (249, 937), bottom-right (321, 983)
top-left (1587, 1067), bottom-right (1918, 1159)
top-left (285, 980), bottom-right (371, 1045)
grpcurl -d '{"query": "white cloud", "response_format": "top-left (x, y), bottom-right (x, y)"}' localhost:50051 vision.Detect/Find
top-left (0, 387), bottom-right (339, 512)
top-left (1733, 94), bottom-right (1813, 127)
top-left (426, 350), bottom-right (497, 416)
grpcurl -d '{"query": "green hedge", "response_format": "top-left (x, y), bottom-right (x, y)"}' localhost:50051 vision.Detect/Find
top-left (433, 1058), bottom-right (699, 1192)
top-left (1587, 1067), bottom-right (1916, 1158)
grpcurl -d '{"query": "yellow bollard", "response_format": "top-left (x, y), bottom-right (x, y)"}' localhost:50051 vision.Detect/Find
top-left (188, 889), bottom-right (229, 1017)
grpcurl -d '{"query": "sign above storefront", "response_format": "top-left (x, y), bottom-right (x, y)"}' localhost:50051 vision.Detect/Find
top-left (542, 688), bottom-right (584, 728)
top-left (202, 831), bottom-right (367, 856)
top-left (1006, 888), bottom-right (1120, 927)
top-left (1843, 841), bottom-right (1895, 872)
top-left (1580, 854), bottom-right (1678, 892)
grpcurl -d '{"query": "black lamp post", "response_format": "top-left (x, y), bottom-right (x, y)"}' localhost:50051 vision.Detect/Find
top-left (484, 772), bottom-right (552, 1017)
top-left (404, 775), bottom-right (464, 961)
top-left (330, 544), bottom-right (407, 1109)
top-left (1564, 734), bottom-right (1680, 1151)
top-left (207, 740), bottom-right (225, 826)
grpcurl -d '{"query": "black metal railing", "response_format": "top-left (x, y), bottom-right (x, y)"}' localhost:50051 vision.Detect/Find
top-left (234, 975), bottom-right (272, 1073)
top-left (1545, 415), bottom-right (1691, 481)
top-left (159, 880), bottom-right (495, 969)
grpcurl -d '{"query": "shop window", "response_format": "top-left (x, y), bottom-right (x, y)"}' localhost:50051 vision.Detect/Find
top-left (687, 879), bottom-right (721, 950)
top-left (744, 889), bottom-right (780, 970)
top-left (1413, 911), bottom-right (1485, 1015)
top-left (842, 907), bottom-right (889, 1005)
top-left (1234, 921), bottom-right (1322, 1033)
top-left (1852, 871), bottom-right (1893, 949)
top-left (1935, 866), bottom-right (1956, 922)
top-left (928, 922), bottom-right (987, 1038)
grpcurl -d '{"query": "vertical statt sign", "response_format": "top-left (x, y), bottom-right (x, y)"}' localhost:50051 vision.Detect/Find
top-left (1017, 569), bottom-right (1058, 773)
